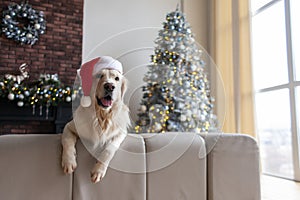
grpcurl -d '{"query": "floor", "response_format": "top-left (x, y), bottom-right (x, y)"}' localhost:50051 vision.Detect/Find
top-left (261, 175), bottom-right (300, 200)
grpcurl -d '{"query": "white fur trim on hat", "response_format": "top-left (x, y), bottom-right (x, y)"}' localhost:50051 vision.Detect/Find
top-left (93, 56), bottom-right (123, 75)
top-left (78, 56), bottom-right (123, 107)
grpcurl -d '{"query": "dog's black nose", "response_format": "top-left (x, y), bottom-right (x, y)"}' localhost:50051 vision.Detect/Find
top-left (104, 83), bottom-right (115, 92)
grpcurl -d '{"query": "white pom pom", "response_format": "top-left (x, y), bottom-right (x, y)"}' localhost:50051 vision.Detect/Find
top-left (81, 96), bottom-right (91, 107)
top-left (140, 105), bottom-right (147, 112)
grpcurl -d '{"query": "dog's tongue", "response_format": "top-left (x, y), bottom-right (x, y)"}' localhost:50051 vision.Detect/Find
top-left (101, 97), bottom-right (112, 107)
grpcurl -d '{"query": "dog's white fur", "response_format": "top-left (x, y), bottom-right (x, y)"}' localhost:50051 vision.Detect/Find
top-left (61, 69), bottom-right (130, 183)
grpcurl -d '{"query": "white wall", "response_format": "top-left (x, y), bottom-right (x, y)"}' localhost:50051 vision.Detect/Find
top-left (83, 0), bottom-right (209, 59)
top-left (184, 0), bottom-right (209, 51)
top-left (82, 0), bottom-right (209, 121)
top-left (83, 0), bottom-right (182, 59)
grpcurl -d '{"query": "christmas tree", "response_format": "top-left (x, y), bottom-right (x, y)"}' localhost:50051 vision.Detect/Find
top-left (134, 8), bottom-right (218, 133)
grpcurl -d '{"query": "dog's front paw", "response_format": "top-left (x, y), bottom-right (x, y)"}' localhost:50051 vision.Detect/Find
top-left (91, 162), bottom-right (108, 183)
top-left (62, 156), bottom-right (77, 174)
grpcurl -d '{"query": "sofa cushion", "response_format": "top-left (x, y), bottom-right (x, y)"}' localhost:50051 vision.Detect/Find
top-left (0, 134), bottom-right (72, 200)
top-left (73, 134), bottom-right (146, 200)
top-left (142, 133), bottom-right (207, 200)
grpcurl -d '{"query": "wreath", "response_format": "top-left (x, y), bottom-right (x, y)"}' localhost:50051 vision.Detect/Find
top-left (1, 2), bottom-right (46, 45)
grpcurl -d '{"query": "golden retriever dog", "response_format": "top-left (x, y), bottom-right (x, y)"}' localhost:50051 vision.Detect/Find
top-left (61, 56), bottom-right (130, 183)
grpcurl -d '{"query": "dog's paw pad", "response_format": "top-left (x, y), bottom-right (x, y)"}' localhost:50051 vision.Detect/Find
top-left (62, 160), bottom-right (77, 174)
top-left (90, 162), bottom-right (108, 183)
top-left (91, 171), bottom-right (104, 183)
top-left (91, 167), bottom-right (107, 183)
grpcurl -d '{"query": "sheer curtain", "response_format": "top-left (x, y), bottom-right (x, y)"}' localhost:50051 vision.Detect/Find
top-left (209, 0), bottom-right (256, 137)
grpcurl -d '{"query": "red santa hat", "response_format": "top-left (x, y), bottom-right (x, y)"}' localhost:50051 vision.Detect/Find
top-left (78, 56), bottom-right (123, 107)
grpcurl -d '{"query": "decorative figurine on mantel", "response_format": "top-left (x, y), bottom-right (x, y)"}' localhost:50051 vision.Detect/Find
top-left (5, 63), bottom-right (29, 84)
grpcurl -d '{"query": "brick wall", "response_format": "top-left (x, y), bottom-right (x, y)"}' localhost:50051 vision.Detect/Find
top-left (0, 0), bottom-right (83, 134)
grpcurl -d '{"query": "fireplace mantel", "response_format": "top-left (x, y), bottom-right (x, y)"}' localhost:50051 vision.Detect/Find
top-left (0, 100), bottom-right (72, 134)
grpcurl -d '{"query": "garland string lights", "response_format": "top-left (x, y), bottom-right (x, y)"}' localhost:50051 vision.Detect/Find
top-left (0, 64), bottom-right (79, 119)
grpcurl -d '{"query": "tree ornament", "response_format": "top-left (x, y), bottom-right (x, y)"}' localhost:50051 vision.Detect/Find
top-left (200, 114), bottom-right (206, 122)
top-left (177, 102), bottom-right (185, 109)
top-left (65, 96), bottom-right (72, 102)
top-left (19, 94), bottom-right (24, 100)
top-left (180, 114), bottom-right (187, 122)
top-left (186, 109), bottom-right (192, 117)
top-left (183, 81), bottom-right (190, 88)
top-left (8, 93), bottom-right (15, 100)
top-left (17, 101), bottom-right (24, 107)
top-left (154, 123), bottom-right (162, 132)
top-left (150, 73), bottom-right (158, 79)
top-left (1, 2), bottom-right (47, 45)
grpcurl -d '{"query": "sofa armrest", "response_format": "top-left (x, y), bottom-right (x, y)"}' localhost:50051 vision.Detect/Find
top-left (202, 133), bottom-right (261, 200)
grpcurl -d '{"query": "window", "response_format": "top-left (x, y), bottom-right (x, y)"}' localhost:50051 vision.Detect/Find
top-left (251, 0), bottom-right (300, 180)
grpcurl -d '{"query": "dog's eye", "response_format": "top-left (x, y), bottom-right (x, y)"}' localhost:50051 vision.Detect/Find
top-left (96, 74), bottom-right (104, 79)
top-left (115, 77), bottom-right (119, 81)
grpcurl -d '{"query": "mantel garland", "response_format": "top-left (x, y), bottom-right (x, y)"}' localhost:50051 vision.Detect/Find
top-left (1, 1), bottom-right (46, 45)
top-left (0, 72), bottom-right (79, 118)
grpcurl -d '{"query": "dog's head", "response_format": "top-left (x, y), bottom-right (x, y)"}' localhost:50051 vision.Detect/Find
top-left (94, 69), bottom-right (127, 110)
top-left (78, 56), bottom-right (126, 108)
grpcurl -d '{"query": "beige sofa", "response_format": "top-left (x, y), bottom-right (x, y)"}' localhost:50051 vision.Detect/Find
top-left (0, 132), bottom-right (260, 200)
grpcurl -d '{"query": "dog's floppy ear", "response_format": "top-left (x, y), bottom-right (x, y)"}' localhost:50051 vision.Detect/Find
top-left (121, 76), bottom-right (128, 101)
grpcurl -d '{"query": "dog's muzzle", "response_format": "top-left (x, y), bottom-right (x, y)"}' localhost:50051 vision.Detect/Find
top-left (104, 83), bottom-right (115, 92)
top-left (97, 95), bottom-right (113, 108)
top-left (96, 83), bottom-right (115, 108)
